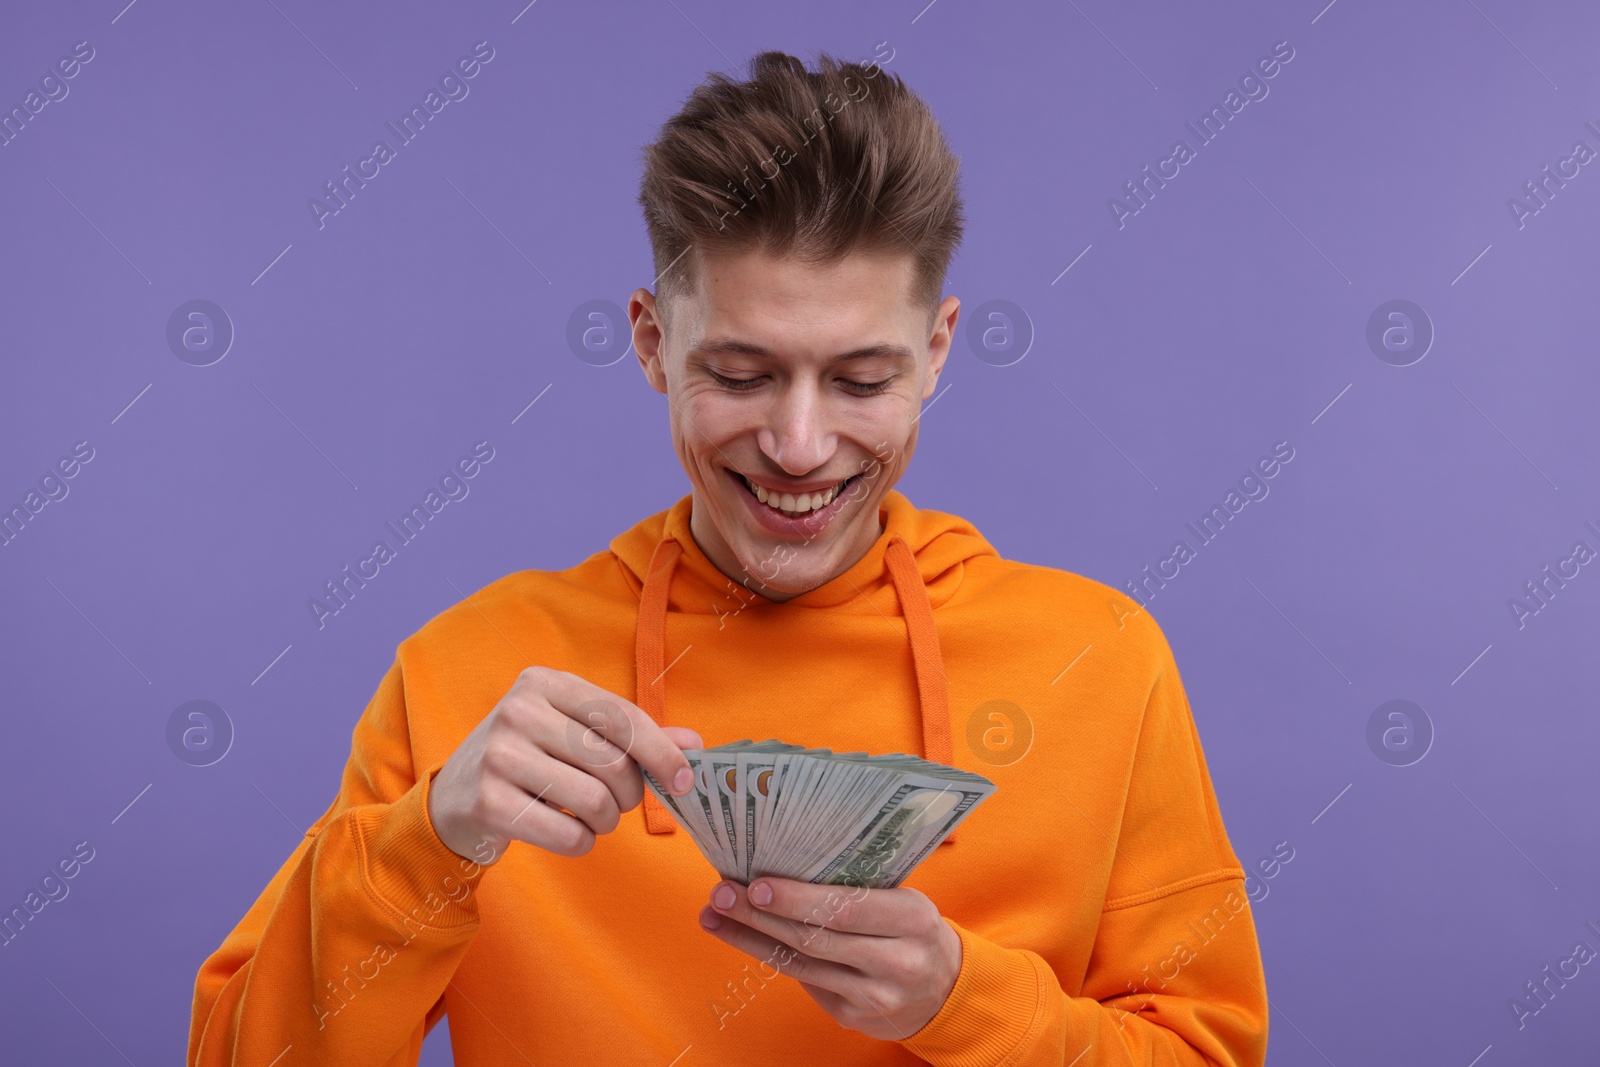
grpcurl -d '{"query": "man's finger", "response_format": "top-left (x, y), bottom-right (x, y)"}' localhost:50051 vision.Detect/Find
top-left (737, 876), bottom-right (926, 938)
top-left (662, 726), bottom-right (704, 750)
top-left (707, 881), bottom-right (896, 970)
top-left (485, 774), bottom-right (597, 857)
top-left (697, 905), bottom-right (863, 998)
top-left (541, 670), bottom-right (695, 795)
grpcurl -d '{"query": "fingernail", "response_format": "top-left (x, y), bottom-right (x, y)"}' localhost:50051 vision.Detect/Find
top-left (750, 881), bottom-right (772, 907)
top-left (699, 906), bottom-right (722, 930)
top-left (713, 884), bottom-right (737, 910)
top-left (673, 767), bottom-right (693, 793)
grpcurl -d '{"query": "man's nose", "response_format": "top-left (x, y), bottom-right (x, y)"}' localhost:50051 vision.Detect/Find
top-left (759, 381), bottom-right (833, 474)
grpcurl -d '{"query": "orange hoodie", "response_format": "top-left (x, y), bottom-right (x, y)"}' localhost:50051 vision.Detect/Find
top-left (189, 489), bottom-right (1269, 1066)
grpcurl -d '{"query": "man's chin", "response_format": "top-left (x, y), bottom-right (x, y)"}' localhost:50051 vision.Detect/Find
top-left (728, 543), bottom-right (831, 599)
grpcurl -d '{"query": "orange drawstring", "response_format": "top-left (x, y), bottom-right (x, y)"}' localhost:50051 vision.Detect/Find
top-left (635, 536), bottom-right (684, 835)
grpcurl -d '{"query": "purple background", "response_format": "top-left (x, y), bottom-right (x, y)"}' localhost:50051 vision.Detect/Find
top-left (2, 0), bottom-right (1596, 1063)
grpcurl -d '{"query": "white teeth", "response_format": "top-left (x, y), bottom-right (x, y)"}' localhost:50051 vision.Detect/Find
top-left (743, 475), bottom-right (846, 516)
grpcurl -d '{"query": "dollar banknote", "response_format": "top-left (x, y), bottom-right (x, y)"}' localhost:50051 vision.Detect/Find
top-left (642, 739), bottom-right (997, 889)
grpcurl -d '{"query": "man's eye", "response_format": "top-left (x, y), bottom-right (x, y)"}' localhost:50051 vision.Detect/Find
top-left (709, 372), bottom-right (763, 391)
top-left (708, 371), bottom-right (893, 396)
top-left (846, 378), bottom-right (894, 396)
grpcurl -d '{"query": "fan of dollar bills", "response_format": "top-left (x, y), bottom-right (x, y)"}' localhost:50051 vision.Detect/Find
top-left (642, 740), bottom-right (998, 890)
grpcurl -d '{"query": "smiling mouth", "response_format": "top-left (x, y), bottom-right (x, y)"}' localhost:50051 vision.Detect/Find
top-left (731, 470), bottom-right (858, 519)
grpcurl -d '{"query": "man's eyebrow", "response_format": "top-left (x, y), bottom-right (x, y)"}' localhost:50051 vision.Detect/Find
top-left (688, 339), bottom-right (915, 364)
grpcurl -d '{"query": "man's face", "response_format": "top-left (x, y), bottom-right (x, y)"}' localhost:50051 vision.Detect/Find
top-left (631, 246), bottom-right (958, 603)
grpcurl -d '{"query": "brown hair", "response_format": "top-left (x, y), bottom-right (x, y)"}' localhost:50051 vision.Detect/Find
top-left (637, 49), bottom-right (965, 333)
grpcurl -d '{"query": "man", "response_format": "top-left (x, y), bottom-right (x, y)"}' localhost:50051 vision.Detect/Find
top-left (189, 51), bottom-right (1268, 1066)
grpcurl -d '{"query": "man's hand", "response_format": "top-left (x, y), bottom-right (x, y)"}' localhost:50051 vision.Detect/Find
top-left (698, 876), bottom-right (963, 1040)
top-left (428, 666), bottom-right (702, 865)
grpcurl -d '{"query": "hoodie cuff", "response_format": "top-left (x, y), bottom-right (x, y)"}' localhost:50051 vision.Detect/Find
top-left (348, 764), bottom-right (488, 933)
top-left (898, 918), bottom-right (1054, 1065)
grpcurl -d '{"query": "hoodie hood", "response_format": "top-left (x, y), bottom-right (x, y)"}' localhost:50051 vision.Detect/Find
top-left (610, 488), bottom-right (1000, 840)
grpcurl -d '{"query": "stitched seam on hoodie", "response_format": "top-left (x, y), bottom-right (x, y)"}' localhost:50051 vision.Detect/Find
top-left (347, 807), bottom-right (478, 935)
top-left (1102, 866), bottom-right (1248, 912)
top-left (994, 951), bottom-right (1053, 1067)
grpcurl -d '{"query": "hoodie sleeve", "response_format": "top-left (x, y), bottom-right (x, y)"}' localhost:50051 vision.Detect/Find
top-left (897, 606), bottom-right (1270, 1066)
top-left (187, 654), bottom-right (489, 1067)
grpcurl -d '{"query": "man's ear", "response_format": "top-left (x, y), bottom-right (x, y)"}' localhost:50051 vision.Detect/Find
top-left (630, 288), bottom-right (669, 395)
top-left (923, 295), bottom-right (960, 399)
